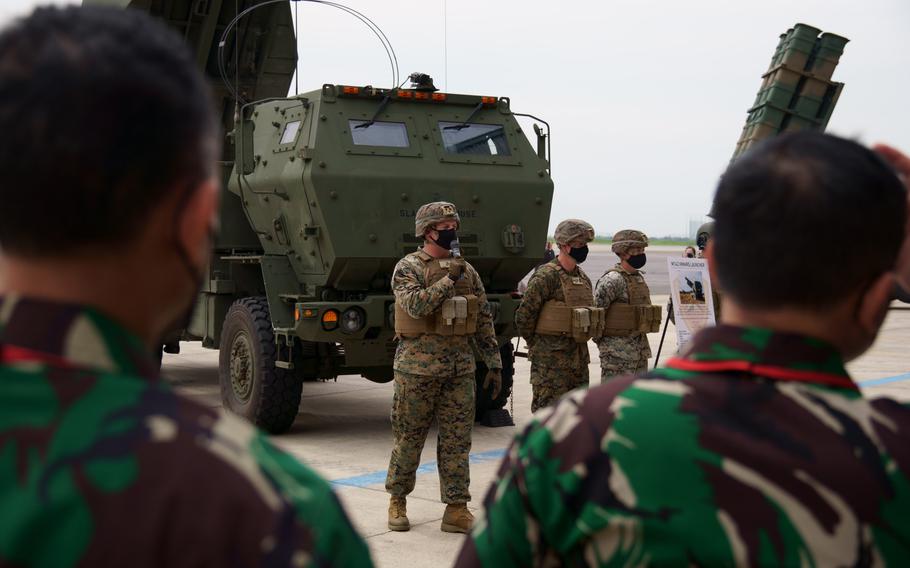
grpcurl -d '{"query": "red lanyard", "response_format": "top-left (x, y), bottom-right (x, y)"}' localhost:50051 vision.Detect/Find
top-left (0, 343), bottom-right (74, 369)
top-left (665, 357), bottom-right (859, 390)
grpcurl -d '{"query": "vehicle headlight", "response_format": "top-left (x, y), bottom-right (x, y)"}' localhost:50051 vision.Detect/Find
top-left (341, 307), bottom-right (366, 333)
top-left (321, 309), bottom-right (339, 331)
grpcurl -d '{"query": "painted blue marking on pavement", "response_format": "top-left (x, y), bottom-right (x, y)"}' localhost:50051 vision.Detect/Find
top-left (330, 372), bottom-right (910, 489)
top-left (859, 373), bottom-right (910, 387)
top-left (331, 448), bottom-right (506, 488)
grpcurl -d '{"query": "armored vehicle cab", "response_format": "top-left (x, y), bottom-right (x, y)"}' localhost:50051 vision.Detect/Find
top-left (86, 0), bottom-right (554, 433)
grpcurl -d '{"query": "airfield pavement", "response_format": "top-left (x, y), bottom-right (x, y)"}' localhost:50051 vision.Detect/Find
top-left (162, 246), bottom-right (910, 567)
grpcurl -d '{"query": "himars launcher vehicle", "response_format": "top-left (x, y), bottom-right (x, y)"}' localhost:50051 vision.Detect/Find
top-left (85, 0), bottom-right (555, 433)
top-left (731, 23), bottom-right (848, 161)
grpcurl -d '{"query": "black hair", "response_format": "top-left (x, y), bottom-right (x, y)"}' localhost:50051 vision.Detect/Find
top-left (0, 5), bottom-right (218, 256)
top-left (712, 131), bottom-right (907, 309)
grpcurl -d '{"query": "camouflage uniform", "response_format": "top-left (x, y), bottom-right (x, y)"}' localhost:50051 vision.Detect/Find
top-left (516, 261), bottom-right (592, 412)
top-left (386, 203), bottom-right (501, 505)
top-left (456, 324), bottom-right (910, 567)
top-left (595, 230), bottom-right (653, 381)
top-left (0, 296), bottom-right (372, 568)
top-left (516, 220), bottom-right (595, 412)
top-left (595, 265), bottom-right (652, 377)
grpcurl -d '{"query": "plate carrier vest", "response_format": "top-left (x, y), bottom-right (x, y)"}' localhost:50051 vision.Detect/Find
top-left (394, 251), bottom-right (479, 338)
top-left (534, 266), bottom-right (604, 343)
top-left (600, 268), bottom-right (662, 336)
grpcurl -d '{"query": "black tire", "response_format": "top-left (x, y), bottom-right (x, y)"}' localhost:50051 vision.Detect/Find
top-left (363, 367), bottom-right (394, 384)
top-left (475, 342), bottom-right (515, 421)
top-left (896, 283), bottom-right (910, 304)
top-left (219, 297), bottom-right (302, 434)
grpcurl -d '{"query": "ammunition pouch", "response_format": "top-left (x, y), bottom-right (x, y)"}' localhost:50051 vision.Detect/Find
top-left (602, 304), bottom-right (663, 336)
top-left (394, 295), bottom-right (479, 338)
top-left (535, 301), bottom-right (605, 343)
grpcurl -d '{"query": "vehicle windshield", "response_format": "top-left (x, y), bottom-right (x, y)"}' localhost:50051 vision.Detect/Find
top-left (349, 120), bottom-right (409, 148)
top-left (439, 122), bottom-right (510, 156)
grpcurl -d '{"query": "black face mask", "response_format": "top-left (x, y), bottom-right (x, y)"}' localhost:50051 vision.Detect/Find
top-left (432, 228), bottom-right (457, 250)
top-left (568, 245), bottom-right (589, 264)
top-left (686, 252), bottom-right (695, 258)
top-left (161, 186), bottom-right (215, 351)
top-left (627, 253), bottom-right (647, 269)
top-left (168, 245), bottom-right (207, 337)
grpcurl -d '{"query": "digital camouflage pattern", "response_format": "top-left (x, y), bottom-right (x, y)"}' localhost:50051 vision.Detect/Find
top-left (385, 371), bottom-right (475, 503)
top-left (554, 219), bottom-right (595, 245)
top-left (524, 365), bottom-right (587, 413)
top-left (0, 296), bottom-right (372, 568)
top-left (595, 264), bottom-right (651, 380)
top-left (610, 229), bottom-right (649, 254)
top-left (414, 201), bottom-right (461, 236)
top-left (388, 248), bottom-right (500, 504)
top-left (456, 325), bottom-right (910, 567)
top-left (516, 259), bottom-right (591, 412)
top-left (392, 250), bottom-right (501, 376)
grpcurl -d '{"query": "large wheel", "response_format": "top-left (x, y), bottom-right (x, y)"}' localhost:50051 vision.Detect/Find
top-left (219, 297), bottom-right (302, 434)
top-left (475, 342), bottom-right (515, 421)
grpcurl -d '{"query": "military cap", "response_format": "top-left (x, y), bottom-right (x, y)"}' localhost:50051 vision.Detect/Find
top-left (554, 219), bottom-right (595, 245)
top-left (611, 229), bottom-right (649, 253)
top-left (696, 222), bottom-right (714, 250)
top-left (415, 201), bottom-right (460, 237)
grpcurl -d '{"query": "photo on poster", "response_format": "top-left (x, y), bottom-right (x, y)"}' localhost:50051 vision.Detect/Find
top-left (677, 271), bottom-right (706, 305)
top-left (667, 258), bottom-right (716, 353)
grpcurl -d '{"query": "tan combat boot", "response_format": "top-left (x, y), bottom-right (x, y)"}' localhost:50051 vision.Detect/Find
top-left (388, 496), bottom-right (410, 532)
top-left (441, 503), bottom-right (474, 533)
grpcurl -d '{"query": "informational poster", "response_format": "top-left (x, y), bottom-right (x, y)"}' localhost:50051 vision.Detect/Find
top-left (667, 257), bottom-right (716, 353)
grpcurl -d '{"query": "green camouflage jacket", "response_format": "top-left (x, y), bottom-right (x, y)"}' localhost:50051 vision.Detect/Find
top-left (594, 264), bottom-right (652, 360)
top-left (457, 325), bottom-right (910, 567)
top-left (0, 296), bottom-right (372, 568)
top-left (515, 259), bottom-right (591, 368)
top-left (392, 249), bottom-right (501, 376)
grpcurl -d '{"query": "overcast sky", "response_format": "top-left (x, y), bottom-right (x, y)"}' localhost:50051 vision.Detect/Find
top-left (4, 0), bottom-right (909, 237)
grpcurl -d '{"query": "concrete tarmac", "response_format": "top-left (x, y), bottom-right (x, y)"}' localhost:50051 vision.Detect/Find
top-left (162, 297), bottom-right (910, 567)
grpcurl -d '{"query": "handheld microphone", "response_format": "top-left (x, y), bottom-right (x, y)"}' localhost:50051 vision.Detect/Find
top-left (450, 238), bottom-right (462, 258)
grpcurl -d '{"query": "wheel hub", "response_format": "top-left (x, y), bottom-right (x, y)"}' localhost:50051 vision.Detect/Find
top-left (230, 331), bottom-right (254, 402)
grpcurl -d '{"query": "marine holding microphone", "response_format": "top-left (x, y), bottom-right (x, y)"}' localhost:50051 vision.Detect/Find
top-left (384, 201), bottom-right (502, 534)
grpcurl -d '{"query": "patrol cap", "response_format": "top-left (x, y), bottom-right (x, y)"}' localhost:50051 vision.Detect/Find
top-left (415, 201), bottom-right (460, 237)
top-left (554, 219), bottom-right (595, 245)
top-left (611, 229), bottom-right (649, 253)
top-left (696, 222), bottom-right (714, 250)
